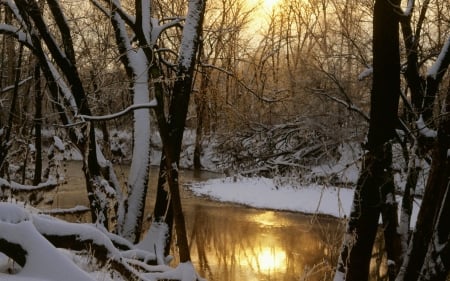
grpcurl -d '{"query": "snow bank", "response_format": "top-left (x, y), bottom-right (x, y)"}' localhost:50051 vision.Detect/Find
top-left (188, 176), bottom-right (421, 225)
top-left (189, 177), bottom-right (353, 217)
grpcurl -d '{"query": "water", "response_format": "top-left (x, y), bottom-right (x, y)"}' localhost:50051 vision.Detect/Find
top-left (47, 161), bottom-right (344, 280)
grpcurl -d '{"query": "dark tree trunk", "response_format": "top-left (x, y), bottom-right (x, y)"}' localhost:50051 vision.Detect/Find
top-left (33, 63), bottom-right (42, 186)
top-left (398, 81), bottom-right (450, 281)
top-left (0, 44), bottom-right (24, 174)
top-left (193, 44), bottom-right (210, 171)
top-left (153, 156), bottom-right (174, 256)
top-left (152, 0), bottom-right (206, 263)
top-left (334, 0), bottom-right (401, 280)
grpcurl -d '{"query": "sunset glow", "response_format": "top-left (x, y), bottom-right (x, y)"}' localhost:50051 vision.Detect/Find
top-left (262, 0), bottom-right (281, 11)
top-left (248, 0), bottom-right (281, 12)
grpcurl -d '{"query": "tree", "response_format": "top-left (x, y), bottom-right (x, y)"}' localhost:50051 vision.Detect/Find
top-left (334, 0), bottom-right (402, 280)
top-left (334, 0), bottom-right (450, 280)
top-left (1, 0), bottom-right (206, 273)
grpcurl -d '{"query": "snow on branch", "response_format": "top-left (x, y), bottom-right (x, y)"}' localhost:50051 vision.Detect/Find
top-left (427, 37), bottom-right (450, 79)
top-left (151, 17), bottom-right (183, 45)
top-left (76, 100), bottom-right (157, 122)
top-left (0, 24), bottom-right (33, 48)
top-left (358, 67), bottom-right (373, 81)
top-left (0, 76), bottom-right (32, 93)
top-left (0, 203), bottom-right (207, 281)
top-left (403, 0), bottom-right (415, 16)
top-left (0, 177), bottom-right (58, 205)
top-left (47, 61), bottom-right (79, 114)
top-left (416, 115), bottom-right (437, 138)
top-left (178, 0), bottom-right (205, 70)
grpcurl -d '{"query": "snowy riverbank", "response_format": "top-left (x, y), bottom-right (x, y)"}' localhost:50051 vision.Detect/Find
top-left (188, 176), bottom-right (421, 226)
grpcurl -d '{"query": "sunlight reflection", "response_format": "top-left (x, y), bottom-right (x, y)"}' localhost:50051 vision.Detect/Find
top-left (252, 211), bottom-right (288, 227)
top-left (257, 247), bottom-right (287, 273)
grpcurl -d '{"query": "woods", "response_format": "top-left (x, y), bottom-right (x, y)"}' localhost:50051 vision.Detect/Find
top-left (0, 0), bottom-right (449, 280)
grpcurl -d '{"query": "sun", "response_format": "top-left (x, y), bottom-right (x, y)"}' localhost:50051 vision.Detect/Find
top-left (262, 0), bottom-right (281, 11)
top-left (247, 0), bottom-right (281, 12)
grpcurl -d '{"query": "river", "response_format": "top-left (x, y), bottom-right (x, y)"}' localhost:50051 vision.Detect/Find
top-left (48, 161), bottom-right (348, 280)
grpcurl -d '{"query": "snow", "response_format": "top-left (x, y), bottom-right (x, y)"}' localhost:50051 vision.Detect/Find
top-left (0, 202), bottom-right (30, 223)
top-left (144, 262), bottom-right (205, 281)
top-left (179, 0), bottom-right (204, 69)
top-left (53, 136), bottom-right (65, 151)
top-left (403, 0), bottom-right (414, 16)
top-left (111, 7), bottom-right (152, 241)
top-left (140, 0), bottom-right (151, 43)
top-left (428, 37), bottom-right (450, 79)
top-left (310, 142), bottom-right (361, 184)
top-left (0, 204), bottom-right (95, 281)
top-left (189, 176), bottom-right (420, 225)
top-left (358, 66), bottom-right (373, 81)
top-left (136, 222), bottom-right (170, 265)
top-left (416, 115), bottom-right (437, 138)
top-left (0, 24), bottom-right (32, 46)
top-left (77, 101), bottom-right (157, 121)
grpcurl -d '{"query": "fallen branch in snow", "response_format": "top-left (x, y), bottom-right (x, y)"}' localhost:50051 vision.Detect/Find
top-left (0, 203), bottom-right (209, 281)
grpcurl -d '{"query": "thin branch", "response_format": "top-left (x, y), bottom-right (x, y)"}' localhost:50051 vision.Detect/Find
top-left (201, 63), bottom-right (287, 103)
top-left (76, 101), bottom-right (157, 122)
top-left (0, 76), bottom-right (32, 93)
top-left (309, 87), bottom-right (370, 122)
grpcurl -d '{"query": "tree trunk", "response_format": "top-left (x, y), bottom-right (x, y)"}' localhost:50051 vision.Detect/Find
top-left (152, 157), bottom-right (174, 256)
top-left (397, 79), bottom-right (450, 281)
top-left (334, 0), bottom-right (401, 280)
top-left (193, 41), bottom-right (210, 171)
top-left (150, 0), bottom-right (206, 263)
top-left (33, 63), bottom-right (43, 186)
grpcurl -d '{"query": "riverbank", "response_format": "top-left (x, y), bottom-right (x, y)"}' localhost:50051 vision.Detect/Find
top-left (187, 176), bottom-right (421, 226)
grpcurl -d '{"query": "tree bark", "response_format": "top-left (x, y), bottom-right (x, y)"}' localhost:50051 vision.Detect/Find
top-left (334, 0), bottom-right (401, 280)
top-left (397, 78), bottom-right (450, 281)
top-left (151, 0), bottom-right (206, 263)
top-left (33, 63), bottom-right (42, 186)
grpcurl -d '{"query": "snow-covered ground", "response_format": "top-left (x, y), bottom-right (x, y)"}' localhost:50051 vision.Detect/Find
top-left (188, 176), bottom-right (421, 226)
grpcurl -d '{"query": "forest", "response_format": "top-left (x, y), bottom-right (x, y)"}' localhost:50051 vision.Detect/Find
top-left (0, 0), bottom-right (449, 280)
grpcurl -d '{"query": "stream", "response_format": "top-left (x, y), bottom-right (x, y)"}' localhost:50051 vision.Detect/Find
top-left (48, 161), bottom-right (346, 280)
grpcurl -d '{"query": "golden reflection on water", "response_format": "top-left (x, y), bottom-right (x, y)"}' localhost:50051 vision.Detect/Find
top-left (254, 246), bottom-right (287, 273)
top-left (51, 162), bottom-right (343, 280)
top-left (252, 211), bottom-right (288, 227)
top-left (186, 203), bottom-right (341, 281)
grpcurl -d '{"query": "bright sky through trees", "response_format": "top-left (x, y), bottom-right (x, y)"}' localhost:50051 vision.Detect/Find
top-left (252, 0), bottom-right (281, 12)
top-left (260, 0), bottom-right (281, 11)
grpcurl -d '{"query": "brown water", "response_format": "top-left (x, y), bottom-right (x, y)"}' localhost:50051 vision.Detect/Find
top-left (47, 161), bottom-right (345, 280)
